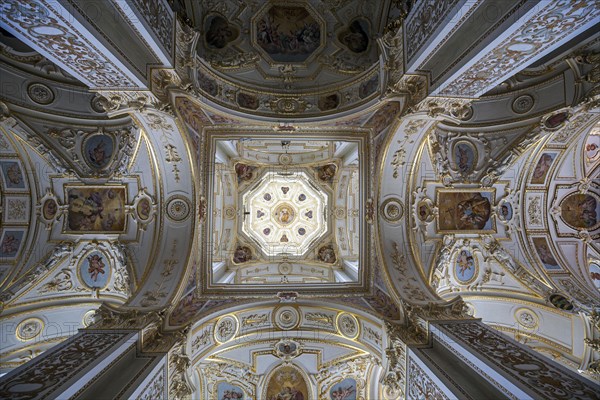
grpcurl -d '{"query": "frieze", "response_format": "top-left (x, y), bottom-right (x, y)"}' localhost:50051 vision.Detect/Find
top-left (0, 332), bottom-right (133, 399)
top-left (436, 321), bottom-right (600, 399)
top-left (439, 1), bottom-right (600, 97)
top-left (407, 356), bottom-right (449, 400)
top-left (0, 0), bottom-right (141, 88)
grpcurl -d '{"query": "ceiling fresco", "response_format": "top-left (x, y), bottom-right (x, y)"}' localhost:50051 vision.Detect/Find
top-left (1, 0), bottom-right (600, 396)
top-left (241, 171), bottom-right (329, 257)
top-left (204, 136), bottom-right (365, 289)
top-left (189, 0), bottom-right (397, 120)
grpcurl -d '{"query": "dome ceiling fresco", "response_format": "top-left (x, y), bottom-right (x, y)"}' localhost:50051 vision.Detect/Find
top-left (241, 170), bottom-right (329, 257)
top-left (204, 135), bottom-right (367, 289)
top-left (192, 0), bottom-right (396, 119)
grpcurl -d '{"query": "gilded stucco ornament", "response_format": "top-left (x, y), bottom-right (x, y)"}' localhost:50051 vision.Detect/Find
top-left (512, 94), bottom-right (535, 114)
top-left (274, 338), bottom-right (301, 360)
top-left (274, 306), bottom-right (300, 330)
top-left (381, 197), bottom-right (404, 223)
top-left (16, 318), bottom-right (44, 341)
top-left (27, 82), bottom-right (54, 105)
top-left (214, 315), bottom-right (238, 343)
top-left (413, 97), bottom-right (473, 121)
top-left (166, 195), bottom-right (192, 222)
top-left (337, 312), bottom-right (359, 339)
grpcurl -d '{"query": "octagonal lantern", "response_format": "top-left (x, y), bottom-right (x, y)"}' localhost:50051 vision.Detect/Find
top-left (241, 171), bottom-right (328, 256)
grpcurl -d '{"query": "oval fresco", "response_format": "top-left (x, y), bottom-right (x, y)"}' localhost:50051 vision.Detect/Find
top-left (42, 198), bottom-right (58, 220)
top-left (590, 262), bottom-right (600, 292)
top-left (136, 197), bottom-right (152, 221)
top-left (453, 141), bottom-right (477, 174)
top-left (83, 134), bottom-right (115, 170)
top-left (330, 378), bottom-right (357, 400)
top-left (549, 294), bottom-right (574, 311)
top-left (455, 249), bottom-right (477, 284)
top-left (217, 382), bottom-right (244, 399)
top-left (585, 133), bottom-right (600, 163)
top-left (544, 111), bottom-right (569, 129)
top-left (79, 250), bottom-right (110, 289)
top-left (498, 202), bottom-right (513, 222)
top-left (559, 192), bottom-right (600, 230)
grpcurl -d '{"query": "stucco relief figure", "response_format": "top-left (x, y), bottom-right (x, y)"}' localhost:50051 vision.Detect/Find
top-left (317, 245), bottom-right (336, 263)
top-left (364, 288), bottom-right (401, 320)
top-left (235, 163), bottom-right (256, 182)
top-left (233, 246), bottom-right (252, 264)
top-left (531, 153), bottom-right (555, 184)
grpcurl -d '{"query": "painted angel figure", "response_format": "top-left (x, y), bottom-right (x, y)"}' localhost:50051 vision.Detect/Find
top-left (87, 254), bottom-right (106, 282)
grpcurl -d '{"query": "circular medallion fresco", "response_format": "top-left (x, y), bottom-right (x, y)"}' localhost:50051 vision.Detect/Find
top-left (274, 203), bottom-right (296, 226)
